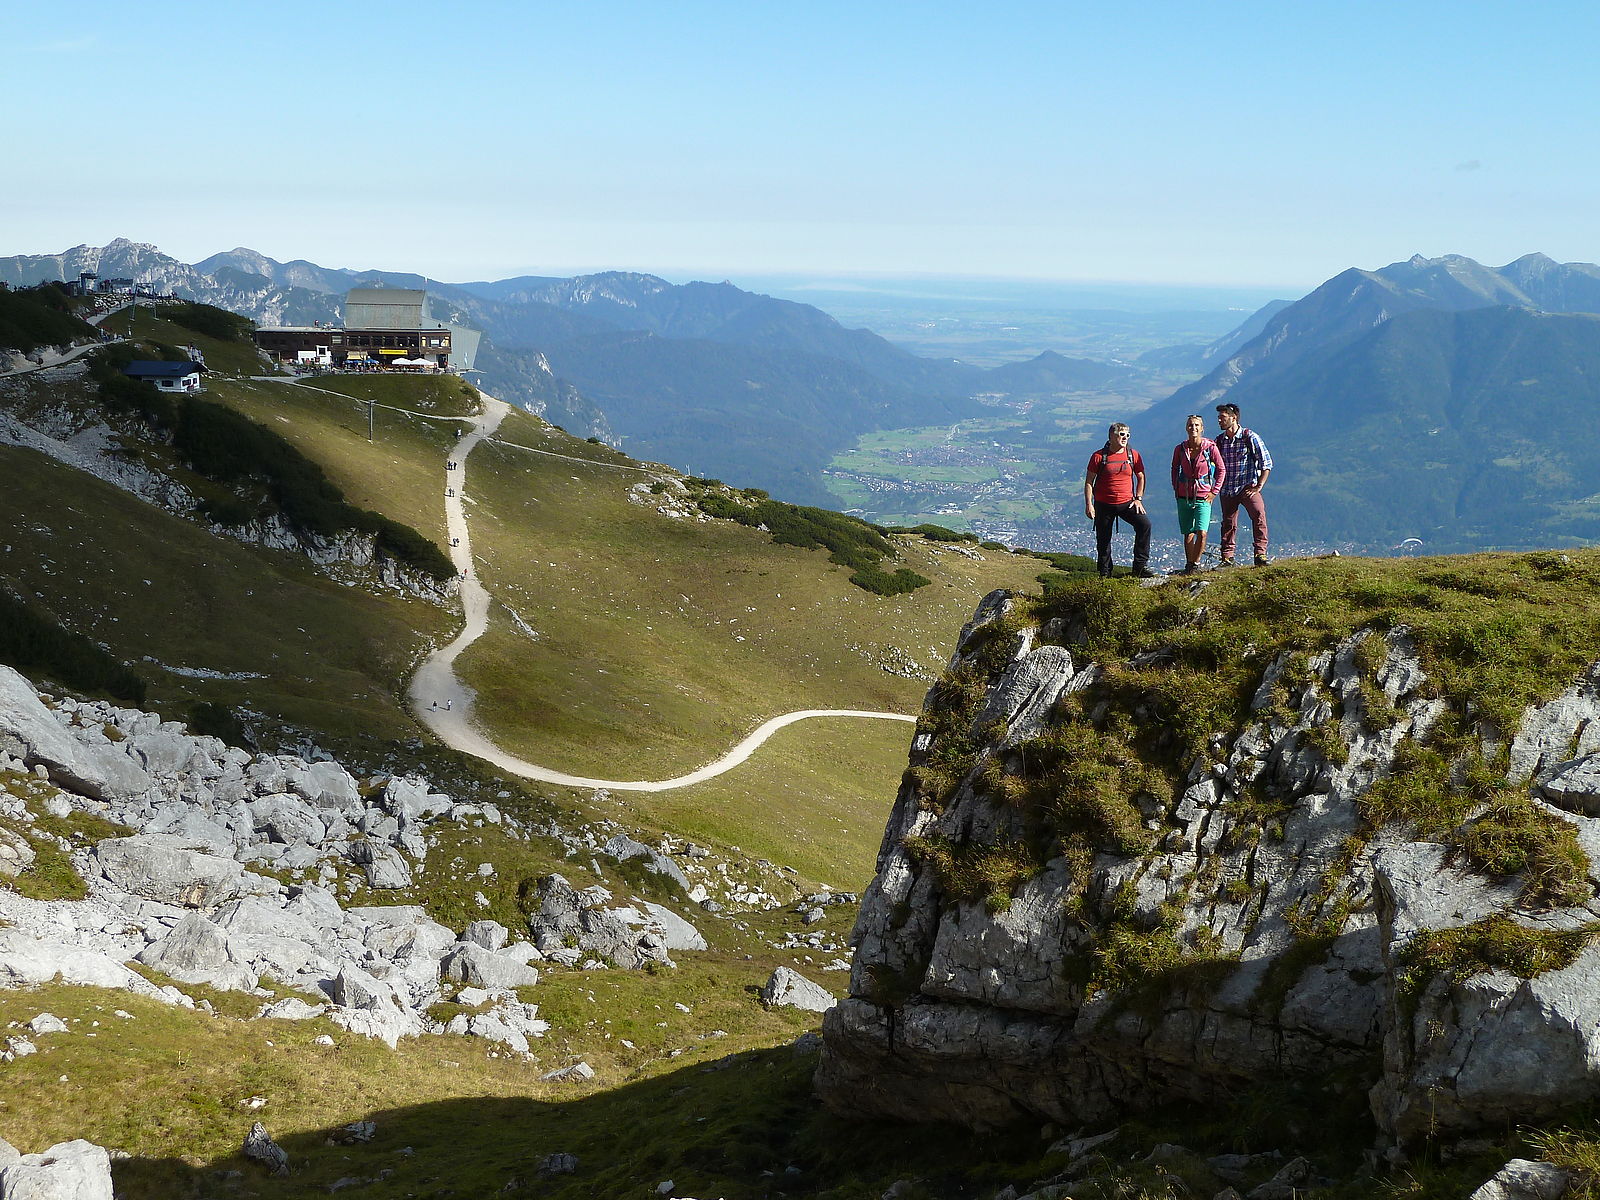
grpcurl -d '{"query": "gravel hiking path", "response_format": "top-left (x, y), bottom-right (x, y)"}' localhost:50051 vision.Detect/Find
top-left (367, 386), bottom-right (918, 792)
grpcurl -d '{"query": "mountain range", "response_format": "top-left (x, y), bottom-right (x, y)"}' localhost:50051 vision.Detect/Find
top-left (13, 241), bottom-right (1147, 506)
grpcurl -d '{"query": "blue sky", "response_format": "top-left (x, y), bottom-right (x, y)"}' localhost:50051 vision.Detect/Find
top-left (9, 1), bottom-right (1597, 290)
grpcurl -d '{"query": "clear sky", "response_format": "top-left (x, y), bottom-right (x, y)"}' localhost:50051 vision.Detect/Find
top-left (9, 0), bottom-right (1597, 291)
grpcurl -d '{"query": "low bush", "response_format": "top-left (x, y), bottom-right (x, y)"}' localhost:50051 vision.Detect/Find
top-left (901, 833), bottom-right (1042, 911)
top-left (692, 487), bottom-right (931, 595)
top-left (902, 523), bottom-right (978, 543)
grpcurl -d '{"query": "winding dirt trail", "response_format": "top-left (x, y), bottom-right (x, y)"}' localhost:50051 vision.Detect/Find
top-left (388, 389), bottom-right (916, 792)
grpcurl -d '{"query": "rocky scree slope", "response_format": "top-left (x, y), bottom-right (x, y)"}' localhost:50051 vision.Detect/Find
top-left (818, 570), bottom-right (1600, 1147)
top-left (0, 662), bottom-right (826, 1063)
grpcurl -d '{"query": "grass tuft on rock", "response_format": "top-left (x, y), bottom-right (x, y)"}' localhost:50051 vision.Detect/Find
top-left (1399, 914), bottom-right (1600, 1000)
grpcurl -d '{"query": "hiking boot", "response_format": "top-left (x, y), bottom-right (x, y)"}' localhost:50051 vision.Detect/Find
top-left (1217, 557), bottom-right (1236, 568)
top-left (1254, 554), bottom-right (1272, 566)
top-left (1181, 563), bottom-right (1200, 575)
top-left (1131, 566), bottom-right (1158, 579)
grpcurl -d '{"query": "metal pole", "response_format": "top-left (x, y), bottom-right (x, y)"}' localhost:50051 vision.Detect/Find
top-left (368, 397), bottom-right (375, 442)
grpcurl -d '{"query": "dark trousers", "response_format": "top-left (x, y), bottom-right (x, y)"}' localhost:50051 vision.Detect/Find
top-left (1094, 501), bottom-right (1151, 574)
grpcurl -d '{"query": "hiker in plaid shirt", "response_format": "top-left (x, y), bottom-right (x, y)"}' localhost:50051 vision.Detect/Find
top-left (1214, 403), bottom-right (1273, 566)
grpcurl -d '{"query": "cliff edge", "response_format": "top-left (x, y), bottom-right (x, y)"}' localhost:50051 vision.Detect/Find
top-left (817, 555), bottom-right (1600, 1147)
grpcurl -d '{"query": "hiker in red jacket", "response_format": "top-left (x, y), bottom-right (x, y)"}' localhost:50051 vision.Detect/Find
top-left (1170, 414), bottom-right (1226, 575)
top-left (1084, 423), bottom-right (1155, 578)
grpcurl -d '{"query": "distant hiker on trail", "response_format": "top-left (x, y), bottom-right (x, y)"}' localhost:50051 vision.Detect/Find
top-left (1214, 402), bottom-right (1273, 567)
top-left (1171, 414), bottom-right (1226, 575)
top-left (1084, 423), bottom-right (1154, 578)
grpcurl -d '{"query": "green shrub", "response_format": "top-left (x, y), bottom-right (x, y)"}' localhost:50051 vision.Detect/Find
top-left (692, 487), bottom-right (931, 596)
top-left (849, 565), bottom-right (931, 595)
top-left (901, 833), bottom-right (1042, 911)
top-left (1007, 717), bottom-right (1160, 857)
top-left (903, 523), bottom-right (978, 543)
top-left (1019, 549), bottom-right (1100, 573)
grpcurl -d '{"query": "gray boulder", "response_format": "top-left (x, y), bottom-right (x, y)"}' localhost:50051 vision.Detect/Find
top-left (282, 883), bottom-right (345, 932)
top-left (285, 760), bottom-right (362, 813)
top-left (145, 810), bottom-right (235, 853)
top-left (0, 829), bottom-right (36, 878)
top-left (326, 964), bottom-right (422, 1047)
top-left (346, 840), bottom-right (412, 889)
top-left (1535, 755), bottom-right (1600, 817)
top-left (1245, 1157), bottom-right (1312, 1200)
top-left (762, 966), bottom-right (836, 1013)
top-left (445, 1009), bottom-right (531, 1054)
top-left (95, 835), bottom-right (246, 908)
top-left (382, 775), bottom-right (452, 822)
top-left (540, 1061), bottom-right (595, 1083)
top-left (242, 1123), bottom-right (288, 1176)
top-left (329, 963), bottom-right (402, 1013)
top-left (135, 912), bottom-right (258, 992)
top-left (0, 928), bottom-right (167, 999)
top-left (0, 665), bottom-right (152, 802)
top-left (440, 942), bottom-right (541, 990)
top-left (527, 874), bottom-right (673, 969)
top-left (602, 833), bottom-right (692, 892)
top-left (614, 903), bottom-right (706, 952)
top-left (258, 998), bottom-right (325, 1021)
top-left (0, 1138), bottom-right (114, 1199)
top-left (537, 1153), bottom-right (578, 1178)
top-left (128, 729), bottom-right (201, 775)
top-left (1468, 1159), bottom-right (1572, 1200)
top-left (212, 897), bottom-right (322, 945)
top-left (251, 793), bottom-right (326, 846)
top-left (462, 920), bottom-right (509, 951)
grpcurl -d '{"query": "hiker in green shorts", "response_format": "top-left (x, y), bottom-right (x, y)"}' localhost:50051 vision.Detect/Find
top-left (1170, 414), bottom-right (1226, 575)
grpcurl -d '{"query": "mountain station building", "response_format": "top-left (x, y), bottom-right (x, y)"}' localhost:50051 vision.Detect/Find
top-left (252, 288), bottom-right (459, 370)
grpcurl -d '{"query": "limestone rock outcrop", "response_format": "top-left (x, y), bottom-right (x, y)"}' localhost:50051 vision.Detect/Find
top-left (818, 588), bottom-right (1600, 1145)
top-left (0, 664), bottom-right (722, 1060)
top-left (0, 1137), bottom-right (114, 1199)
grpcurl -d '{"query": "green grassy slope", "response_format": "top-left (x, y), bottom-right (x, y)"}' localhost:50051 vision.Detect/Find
top-left (1, 348), bottom-right (1040, 874)
top-left (201, 374), bottom-right (475, 549)
top-left (189, 368), bottom-right (1041, 875)
top-left (0, 442), bottom-right (448, 742)
top-left (455, 404), bottom-right (1038, 779)
top-left (607, 715), bottom-right (915, 888)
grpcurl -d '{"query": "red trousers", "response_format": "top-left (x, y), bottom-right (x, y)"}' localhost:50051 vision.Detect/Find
top-left (1219, 491), bottom-right (1268, 559)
